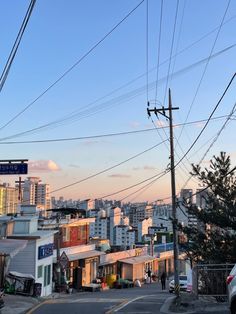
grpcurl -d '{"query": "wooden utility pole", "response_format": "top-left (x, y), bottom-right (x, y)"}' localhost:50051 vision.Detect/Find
top-left (168, 89), bottom-right (180, 297)
top-left (147, 88), bottom-right (180, 296)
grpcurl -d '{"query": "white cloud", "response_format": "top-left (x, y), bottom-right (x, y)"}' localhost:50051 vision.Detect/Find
top-left (29, 160), bottom-right (60, 172)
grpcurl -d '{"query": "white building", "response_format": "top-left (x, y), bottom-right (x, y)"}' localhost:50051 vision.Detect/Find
top-left (109, 207), bottom-right (122, 245)
top-left (126, 229), bottom-right (136, 248)
top-left (0, 214), bottom-right (55, 297)
top-left (137, 217), bottom-right (153, 242)
top-left (22, 177), bottom-right (51, 211)
top-left (113, 225), bottom-right (135, 248)
top-left (89, 217), bottom-right (108, 239)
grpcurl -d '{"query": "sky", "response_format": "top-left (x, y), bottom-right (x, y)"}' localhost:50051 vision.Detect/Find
top-left (0, 0), bottom-right (236, 203)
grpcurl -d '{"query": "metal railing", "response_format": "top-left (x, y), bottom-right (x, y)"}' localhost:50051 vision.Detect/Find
top-left (193, 263), bottom-right (234, 297)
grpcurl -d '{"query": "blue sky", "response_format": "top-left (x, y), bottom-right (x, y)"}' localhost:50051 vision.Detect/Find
top-left (0, 0), bottom-right (236, 202)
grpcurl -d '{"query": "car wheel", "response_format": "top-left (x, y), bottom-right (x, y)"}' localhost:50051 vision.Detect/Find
top-left (231, 301), bottom-right (236, 314)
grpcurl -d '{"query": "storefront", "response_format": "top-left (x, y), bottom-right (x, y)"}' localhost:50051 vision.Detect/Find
top-left (54, 249), bottom-right (105, 290)
top-left (118, 255), bottom-right (158, 282)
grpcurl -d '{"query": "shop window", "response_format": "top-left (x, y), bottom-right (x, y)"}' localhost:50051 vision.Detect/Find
top-left (38, 265), bottom-right (43, 278)
top-left (44, 265), bottom-right (51, 287)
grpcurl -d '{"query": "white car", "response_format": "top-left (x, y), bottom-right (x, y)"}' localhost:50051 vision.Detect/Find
top-left (169, 275), bottom-right (188, 293)
top-left (227, 264), bottom-right (236, 314)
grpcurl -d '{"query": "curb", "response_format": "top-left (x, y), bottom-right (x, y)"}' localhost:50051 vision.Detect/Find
top-left (160, 296), bottom-right (230, 314)
top-left (24, 299), bottom-right (50, 314)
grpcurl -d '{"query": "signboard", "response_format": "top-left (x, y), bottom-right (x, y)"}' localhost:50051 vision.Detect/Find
top-left (0, 163), bottom-right (28, 175)
top-left (59, 251), bottom-right (69, 270)
top-left (38, 243), bottom-right (54, 260)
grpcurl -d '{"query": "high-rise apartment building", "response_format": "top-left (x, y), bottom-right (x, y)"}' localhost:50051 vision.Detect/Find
top-left (0, 184), bottom-right (18, 215)
top-left (22, 177), bottom-right (51, 210)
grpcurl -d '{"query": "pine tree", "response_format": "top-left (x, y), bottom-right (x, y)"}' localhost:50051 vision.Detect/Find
top-left (180, 152), bottom-right (236, 264)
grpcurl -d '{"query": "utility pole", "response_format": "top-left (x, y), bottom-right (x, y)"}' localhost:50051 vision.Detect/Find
top-left (56, 214), bottom-right (61, 291)
top-left (147, 88), bottom-right (180, 297)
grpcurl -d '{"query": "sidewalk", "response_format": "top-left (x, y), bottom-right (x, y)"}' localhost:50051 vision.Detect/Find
top-left (160, 293), bottom-right (230, 314)
top-left (1, 294), bottom-right (41, 314)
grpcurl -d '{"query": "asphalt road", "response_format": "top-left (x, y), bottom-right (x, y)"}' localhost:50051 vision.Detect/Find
top-left (33, 301), bottom-right (117, 314)
top-left (32, 295), bottom-right (168, 314)
top-left (31, 282), bottom-right (168, 314)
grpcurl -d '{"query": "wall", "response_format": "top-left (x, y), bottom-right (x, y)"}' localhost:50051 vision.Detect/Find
top-left (121, 264), bottom-right (133, 280)
top-left (9, 240), bottom-right (36, 275)
top-left (60, 224), bottom-right (89, 248)
top-left (133, 264), bottom-right (144, 281)
top-left (35, 235), bottom-right (54, 297)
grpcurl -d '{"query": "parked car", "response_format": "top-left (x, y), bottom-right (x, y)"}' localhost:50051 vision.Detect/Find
top-left (227, 264), bottom-right (236, 314)
top-left (169, 275), bottom-right (188, 293)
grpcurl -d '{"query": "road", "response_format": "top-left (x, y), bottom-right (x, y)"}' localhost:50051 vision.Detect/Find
top-left (32, 282), bottom-right (168, 314)
top-left (30, 282), bottom-right (230, 314)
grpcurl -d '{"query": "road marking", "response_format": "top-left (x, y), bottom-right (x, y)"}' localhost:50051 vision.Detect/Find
top-left (107, 294), bottom-right (158, 313)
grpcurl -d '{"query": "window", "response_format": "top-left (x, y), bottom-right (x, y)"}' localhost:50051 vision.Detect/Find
top-left (38, 265), bottom-right (43, 278)
top-left (62, 227), bottom-right (70, 242)
top-left (44, 265), bottom-right (51, 287)
top-left (78, 225), bottom-right (87, 241)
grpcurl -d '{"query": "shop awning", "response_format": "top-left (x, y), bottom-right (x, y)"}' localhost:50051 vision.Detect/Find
top-left (99, 260), bottom-right (116, 267)
top-left (118, 255), bottom-right (157, 265)
top-left (53, 250), bottom-right (105, 262)
top-left (0, 239), bottom-right (27, 258)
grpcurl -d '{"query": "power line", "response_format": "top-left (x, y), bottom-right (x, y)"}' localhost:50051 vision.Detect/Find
top-left (0, 0), bottom-right (36, 92)
top-left (154, 0), bottom-right (163, 101)
top-left (148, 74), bottom-right (236, 205)
top-left (50, 140), bottom-right (168, 194)
top-left (175, 0), bottom-right (232, 148)
top-left (163, 0), bottom-right (179, 107)
top-left (146, 0), bottom-right (149, 103)
top-left (2, 9), bottom-right (235, 137)
top-left (99, 170), bottom-right (168, 200)
top-left (0, 0), bottom-right (145, 131)
top-left (0, 113), bottom-right (233, 145)
top-left (180, 102), bottom-right (236, 190)
top-left (175, 72), bottom-right (236, 168)
top-left (1, 43), bottom-right (234, 142)
top-left (169, 0), bottom-right (186, 84)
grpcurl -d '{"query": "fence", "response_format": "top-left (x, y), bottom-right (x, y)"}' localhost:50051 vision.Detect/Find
top-left (193, 263), bottom-right (234, 297)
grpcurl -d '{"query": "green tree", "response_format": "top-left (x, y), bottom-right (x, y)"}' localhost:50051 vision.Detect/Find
top-left (180, 152), bottom-right (236, 264)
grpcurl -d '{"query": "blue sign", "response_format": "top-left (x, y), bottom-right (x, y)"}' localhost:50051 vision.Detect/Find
top-left (0, 163), bottom-right (28, 175)
top-left (38, 243), bottom-right (54, 260)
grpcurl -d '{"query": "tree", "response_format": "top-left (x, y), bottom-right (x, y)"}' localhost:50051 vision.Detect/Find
top-left (180, 152), bottom-right (236, 264)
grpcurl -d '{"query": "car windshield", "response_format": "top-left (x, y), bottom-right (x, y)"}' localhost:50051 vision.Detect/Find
top-left (179, 276), bottom-right (187, 281)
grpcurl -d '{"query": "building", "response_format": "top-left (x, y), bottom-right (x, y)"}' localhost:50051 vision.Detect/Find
top-left (80, 199), bottom-right (95, 212)
top-left (137, 217), bottom-right (152, 242)
top-left (108, 207), bottom-right (122, 245)
top-left (0, 214), bottom-right (56, 297)
top-left (129, 203), bottom-right (152, 227)
top-left (152, 204), bottom-right (172, 231)
top-left (196, 188), bottom-right (208, 209)
top-left (89, 217), bottom-right (108, 239)
top-left (22, 177), bottom-right (51, 211)
top-left (39, 213), bottom-right (104, 291)
top-left (0, 184), bottom-right (18, 215)
top-left (180, 189), bottom-right (193, 204)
